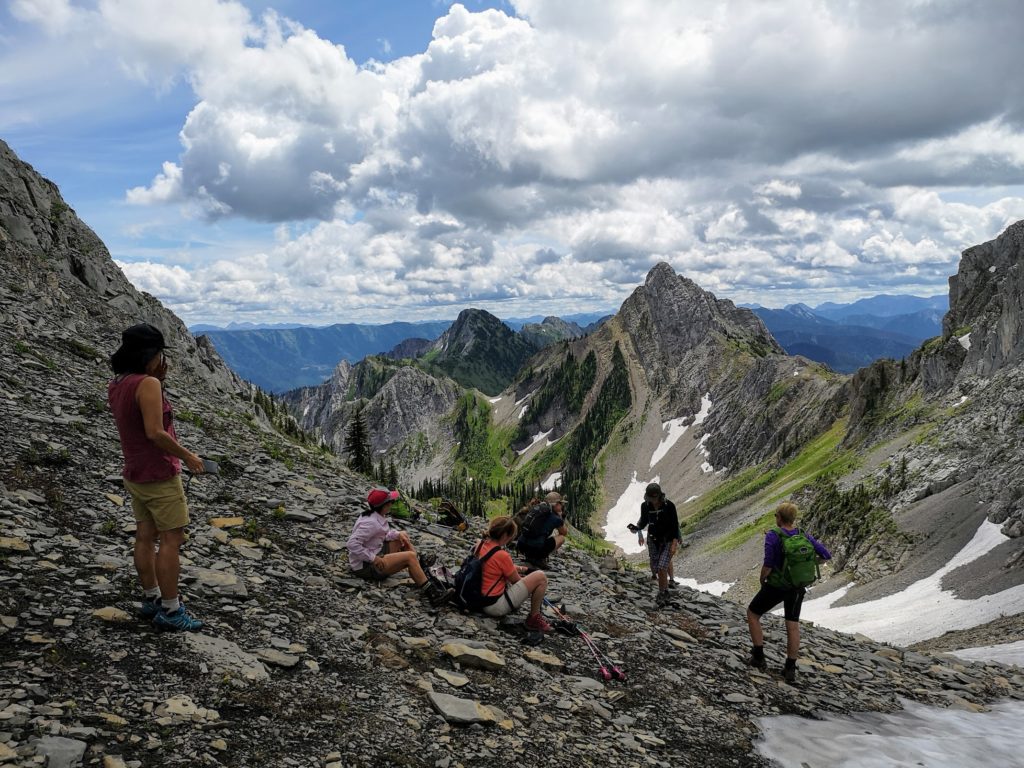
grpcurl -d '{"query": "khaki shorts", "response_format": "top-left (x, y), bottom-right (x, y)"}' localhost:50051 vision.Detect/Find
top-left (482, 580), bottom-right (530, 617)
top-left (124, 475), bottom-right (190, 531)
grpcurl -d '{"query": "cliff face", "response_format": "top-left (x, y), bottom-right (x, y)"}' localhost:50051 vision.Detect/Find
top-left (842, 220), bottom-right (1024, 539)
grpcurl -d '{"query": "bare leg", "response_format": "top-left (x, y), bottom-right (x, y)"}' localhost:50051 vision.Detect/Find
top-left (133, 520), bottom-right (159, 590)
top-left (657, 568), bottom-right (668, 592)
top-left (378, 551), bottom-right (427, 585)
top-left (747, 609), bottom-right (764, 647)
top-left (551, 534), bottom-right (566, 552)
top-left (522, 571), bottom-right (548, 615)
top-left (785, 620), bottom-right (801, 660)
top-left (155, 527), bottom-right (184, 600)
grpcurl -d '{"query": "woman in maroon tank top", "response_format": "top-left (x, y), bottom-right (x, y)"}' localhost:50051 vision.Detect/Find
top-left (108, 323), bottom-right (205, 632)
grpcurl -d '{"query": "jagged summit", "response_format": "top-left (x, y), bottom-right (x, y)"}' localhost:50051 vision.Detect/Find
top-left (945, 218), bottom-right (1024, 376)
top-left (426, 308), bottom-right (537, 395)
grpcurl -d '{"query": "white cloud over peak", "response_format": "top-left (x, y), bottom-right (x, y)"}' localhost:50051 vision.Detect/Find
top-left (15, 0), bottom-right (1024, 322)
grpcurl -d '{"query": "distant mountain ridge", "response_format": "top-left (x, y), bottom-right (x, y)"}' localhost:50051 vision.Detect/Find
top-left (201, 320), bottom-right (452, 392)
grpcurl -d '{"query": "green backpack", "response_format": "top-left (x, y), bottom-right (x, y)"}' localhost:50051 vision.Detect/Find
top-left (767, 527), bottom-right (819, 589)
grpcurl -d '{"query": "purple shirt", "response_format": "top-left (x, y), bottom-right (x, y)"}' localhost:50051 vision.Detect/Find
top-left (763, 527), bottom-right (831, 570)
top-left (347, 511), bottom-right (399, 570)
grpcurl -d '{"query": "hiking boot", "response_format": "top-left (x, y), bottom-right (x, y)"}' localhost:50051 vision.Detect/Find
top-left (525, 612), bottom-right (553, 633)
top-left (139, 597), bottom-right (161, 620)
top-left (667, 580), bottom-right (678, 590)
top-left (748, 653), bottom-right (767, 671)
top-left (422, 580), bottom-right (453, 608)
top-left (152, 606), bottom-right (203, 632)
top-left (783, 664), bottom-right (797, 684)
top-left (655, 590), bottom-right (671, 607)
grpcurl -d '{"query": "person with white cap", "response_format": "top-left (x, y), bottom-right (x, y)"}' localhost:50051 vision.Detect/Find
top-left (347, 488), bottom-right (452, 606)
top-left (628, 483), bottom-right (681, 607)
top-left (515, 491), bottom-right (569, 569)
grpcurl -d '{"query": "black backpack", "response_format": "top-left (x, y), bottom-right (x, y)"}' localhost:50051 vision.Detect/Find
top-left (452, 541), bottom-right (503, 611)
top-left (514, 502), bottom-right (550, 546)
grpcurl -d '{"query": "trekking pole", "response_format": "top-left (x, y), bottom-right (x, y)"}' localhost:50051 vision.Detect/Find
top-left (542, 598), bottom-right (625, 681)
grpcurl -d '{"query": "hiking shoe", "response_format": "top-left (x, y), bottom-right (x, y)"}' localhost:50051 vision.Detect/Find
top-left (667, 580), bottom-right (678, 590)
top-left (139, 597), bottom-right (161, 620)
top-left (783, 665), bottom-right (797, 684)
top-left (748, 653), bottom-right (768, 671)
top-left (655, 591), bottom-right (672, 607)
top-left (525, 613), bottom-right (553, 633)
top-left (153, 606), bottom-right (203, 632)
top-left (422, 581), bottom-right (453, 608)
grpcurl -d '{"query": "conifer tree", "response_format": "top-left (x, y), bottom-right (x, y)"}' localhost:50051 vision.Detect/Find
top-left (344, 406), bottom-right (372, 475)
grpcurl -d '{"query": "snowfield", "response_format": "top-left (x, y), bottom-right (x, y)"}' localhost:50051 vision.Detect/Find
top-left (798, 519), bottom-right (1024, 645)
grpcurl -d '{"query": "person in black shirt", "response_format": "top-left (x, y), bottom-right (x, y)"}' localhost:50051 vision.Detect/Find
top-left (628, 483), bottom-right (681, 607)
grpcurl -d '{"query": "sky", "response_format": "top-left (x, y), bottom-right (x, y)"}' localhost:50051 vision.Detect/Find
top-left (4, 0), bottom-right (1024, 326)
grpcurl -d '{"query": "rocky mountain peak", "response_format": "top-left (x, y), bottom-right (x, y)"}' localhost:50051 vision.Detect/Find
top-left (436, 308), bottom-right (513, 356)
top-left (944, 218), bottom-right (1024, 377)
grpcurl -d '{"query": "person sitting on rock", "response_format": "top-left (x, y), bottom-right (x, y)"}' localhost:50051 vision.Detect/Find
top-left (347, 488), bottom-right (452, 607)
top-left (478, 516), bottom-right (552, 632)
top-left (628, 482), bottom-right (680, 607)
top-left (515, 491), bottom-right (569, 568)
top-left (108, 323), bottom-right (205, 632)
top-left (746, 501), bottom-right (832, 683)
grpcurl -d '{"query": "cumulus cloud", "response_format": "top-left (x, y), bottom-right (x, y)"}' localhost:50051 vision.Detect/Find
top-left (19, 0), bottom-right (1024, 321)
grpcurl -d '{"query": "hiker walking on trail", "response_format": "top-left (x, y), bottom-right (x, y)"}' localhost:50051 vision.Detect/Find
top-left (108, 323), bottom-right (204, 632)
top-left (476, 517), bottom-right (552, 632)
top-left (746, 502), bottom-right (832, 683)
top-left (628, 483), bottom-right (680, 607)
top-left (347, 488), bottom-right (452, 607)
top-left (515, 491), bottom-right (568, 568)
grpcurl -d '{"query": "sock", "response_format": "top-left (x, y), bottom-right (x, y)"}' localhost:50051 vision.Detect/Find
top-left (161, 596), bottom-right (181, 613)
top-left (752, 645), bottom-right (765, 659)
top-left (784, 657), bottom-right (797, 669)
top-left (143, 587), bottom-right (160, 600)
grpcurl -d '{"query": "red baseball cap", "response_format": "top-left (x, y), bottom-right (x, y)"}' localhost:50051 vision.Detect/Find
top-left (367, 488), bottom-right (400, 509)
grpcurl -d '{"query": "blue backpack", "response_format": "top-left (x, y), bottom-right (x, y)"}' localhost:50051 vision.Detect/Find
top-left (452, 541), bottom-right (502, 611)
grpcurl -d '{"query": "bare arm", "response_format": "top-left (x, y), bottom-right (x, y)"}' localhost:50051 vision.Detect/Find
top-left (759, 565), bottom-right (772, 585)
top-left (136, 377), bottom-right (203, 473)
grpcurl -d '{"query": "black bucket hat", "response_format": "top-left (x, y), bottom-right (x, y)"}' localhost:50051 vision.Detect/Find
top-left (110, 323), bottom-right (167, 374)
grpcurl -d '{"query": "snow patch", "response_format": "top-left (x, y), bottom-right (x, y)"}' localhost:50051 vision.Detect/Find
top-left (700, 461), bottom-right (715, 474)
top-left (648, 393), bottom-right (712, 468)
top-left (603, 471), bottom-right (658, 554)
top-left (799, 519), bottom-right (1024, 645)
top-left (757, 698), bottom-right (1024, 768)
top-left (954, 395), bottom-right (969, 407)
top-left (793, 369), bottom-right (800, 376)
top-left (649, 417), bottom-right (689, 468)
top-left (515, 429), bottom-right (553, 456)
top-left (684, 495), bottom-right (700, 504)
top-left (674, 577), bottom-right (733, 597)
top-left (541, 471), bottom-right (562, 491)
top-left (514, 391), bottom-right (534, 407)
top-left (957, 332), bottom-right (971, 350)
top-left (950, 640), bottom-right (1024, 668)
top-left (487, 396), bottom-right (502, 404)
top-left (517, 405), bottom-right (528, 420)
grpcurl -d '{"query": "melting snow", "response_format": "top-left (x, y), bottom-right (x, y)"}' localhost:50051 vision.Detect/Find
top-left (950, 640), bottom-right (1024, 668)
top-left (517, 405), bottom-right (528, 420)
top-left (487, 396), bottom-right (502, 404)
top-left (684, 494), bottom-right (700, 504)
top-left (541, 471), bottom-right (562, 491)
top-left (700, 461), bottom-right (715, 474)
top-left (674, 577), bottom-right (733, 596)
top-left (799, 520), bottom-right (1024, 645)
top-left (603, 471), bottom-right (658, 554)
top-left (514, 391), bottom-right (534, 407)
top-left (957, 332), bottom-right (971, 350)
top-left (515, 429), bottom-right (553, 456)
top-left (649, 393), bottom-right (712, 468)
top-left (954, 395), bottom-right (969, 407)
top-left (757, 698), bottom-right (1024, 768)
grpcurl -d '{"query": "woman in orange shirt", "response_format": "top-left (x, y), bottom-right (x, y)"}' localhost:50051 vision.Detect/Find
top-left (478, 516), bottom-right (552, 632)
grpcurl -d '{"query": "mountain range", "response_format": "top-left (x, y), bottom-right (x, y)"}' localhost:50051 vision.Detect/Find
top-left (2, 137), bottom-right (1023, 765)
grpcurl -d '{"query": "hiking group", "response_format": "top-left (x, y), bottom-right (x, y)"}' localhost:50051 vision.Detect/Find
top-left (107, 322), bottom-right (833, 681)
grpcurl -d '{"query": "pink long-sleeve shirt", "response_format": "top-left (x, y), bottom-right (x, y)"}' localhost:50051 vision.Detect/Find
top-left (347, 511), bottom-right (399, 570)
